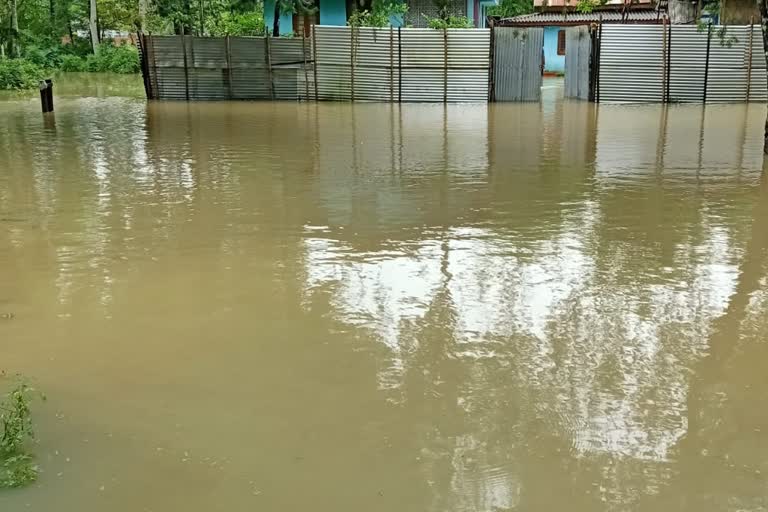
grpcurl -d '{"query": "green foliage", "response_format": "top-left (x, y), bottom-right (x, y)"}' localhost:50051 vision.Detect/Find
top-left (424, 14), bottom-right (473, 28)
top-left (0, 58), bottom-right (44, 90)
top-left (22, 44), bottom-right (64, 68)
top-left (206, 11), bottom-right (265, 36)
top-left (0, 381), bottom-right (41, 489)
top-left (60, 53), bottom-right (87, 71)
top-left (575, 0), bottom-right (601, 13)
top-left (80, 42), bottom-right (139, 73)
top-left (487, 0), bottom-right (533, 18)
top-left (348, 1), bottom-right (408, 27)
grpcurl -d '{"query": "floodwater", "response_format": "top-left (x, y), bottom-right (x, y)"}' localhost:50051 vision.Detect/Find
top-left (1, 75), bottom-right (767, 511)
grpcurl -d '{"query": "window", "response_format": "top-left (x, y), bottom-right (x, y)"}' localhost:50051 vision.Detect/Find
top-left (557, 30), bottom-right (566, 56)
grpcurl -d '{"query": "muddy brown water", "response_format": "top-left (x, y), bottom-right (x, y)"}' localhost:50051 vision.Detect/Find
top-left (1, 75), bottom-right (767, 511)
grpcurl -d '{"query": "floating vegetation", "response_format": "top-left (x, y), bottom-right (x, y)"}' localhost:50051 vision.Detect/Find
top-left (0, 377), bottom-right (43, 489)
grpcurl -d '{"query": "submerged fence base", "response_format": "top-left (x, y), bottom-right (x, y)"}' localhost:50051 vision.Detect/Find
top-left (593, 24), bottom-right (767, 103)
top-left (138, 23), bottom-right (767, 104)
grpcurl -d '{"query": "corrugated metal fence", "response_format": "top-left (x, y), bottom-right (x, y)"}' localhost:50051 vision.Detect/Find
top-left (492, 27), bottom-right (543, 102)
top-left (598, 24), bottom-right (766, 103)
top-left (140, 34), bottom-right (310, 100)
top-left (312, 26), bottom-right (490, 102)
top-left (564, 26), bottom-right (591, 100)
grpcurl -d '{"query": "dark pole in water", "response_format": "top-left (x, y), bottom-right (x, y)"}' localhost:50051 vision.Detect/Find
top-left (39, 79), bottom-right (53, 113)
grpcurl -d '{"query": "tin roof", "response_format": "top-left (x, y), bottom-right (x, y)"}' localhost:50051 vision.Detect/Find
top-left (498, 9), bottom-right (663, 25)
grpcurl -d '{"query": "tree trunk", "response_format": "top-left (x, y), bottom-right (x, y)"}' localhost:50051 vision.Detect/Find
top-left (668, 0), bottom-right (696, 23)
top-left (49, 0), bottom-right (55, 36)
top-left (89, 0), bottom-right (100, 54)
top-left (273, 0), bottom-right (280, 36)
top-left (10, 0), bottom-right (20, 58)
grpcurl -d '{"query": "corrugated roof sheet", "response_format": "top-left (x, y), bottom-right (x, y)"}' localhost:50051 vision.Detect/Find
top-left (499, 9), bottom-right (662, 24)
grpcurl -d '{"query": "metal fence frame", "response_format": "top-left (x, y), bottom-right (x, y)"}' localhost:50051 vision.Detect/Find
top-left (596, 23), bottom-right (767, 103)
top-left (313, 25), bottom-right (490, 103)
top-left (492, 27), bottom-right (544, 102)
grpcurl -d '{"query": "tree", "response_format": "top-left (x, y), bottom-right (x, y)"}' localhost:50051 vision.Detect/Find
top-left (10, 0), bottom-right (19, 57)
top-left (89, 0), bottom-right (99, 53)
top-left (487, 0), bottom-right (533, 18)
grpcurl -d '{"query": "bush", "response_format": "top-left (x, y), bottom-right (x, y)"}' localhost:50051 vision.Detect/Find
top-left (83, 43), bottom-right (140, 74)
top-left (348, 1), bottom-right (408, 27)
top-left (424, 15), bottom-right (474, 28)
top-left (22, 45), bottom-right (64, 69)
top-left (60, 54), bottom-right (88, 72)
top-left (0, 59), bottom-right (45, 90)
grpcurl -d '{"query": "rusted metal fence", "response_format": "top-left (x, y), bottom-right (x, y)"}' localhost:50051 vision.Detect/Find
top-left (139, 33), bottom-right (310, 100)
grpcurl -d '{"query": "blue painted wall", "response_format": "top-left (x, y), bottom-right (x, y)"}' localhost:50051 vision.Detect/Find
top-left (264, 0), bottom-right (294, 36)
top-left (320, 0), bottom-right (347, 26)
top-left (543, 26), bottom-right (565, 74)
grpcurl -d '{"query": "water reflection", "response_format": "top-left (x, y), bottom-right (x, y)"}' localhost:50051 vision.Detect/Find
top-left (0, 91), bottom-right (766, 512)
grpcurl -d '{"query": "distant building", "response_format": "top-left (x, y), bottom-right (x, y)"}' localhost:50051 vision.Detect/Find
top-left (494, 0), bottom-right (661, 74)
top-left (265, 0), bottom-right (499, 36)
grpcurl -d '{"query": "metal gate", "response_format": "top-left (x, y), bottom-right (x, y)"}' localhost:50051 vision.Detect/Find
top-left (492, 27), bottom-right (544, 102)
top-left (564, 26), bottom-right (591, 100)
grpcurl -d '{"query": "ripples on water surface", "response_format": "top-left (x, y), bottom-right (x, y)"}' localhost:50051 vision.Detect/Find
top-left (0, 76), bottom-right (767, 511)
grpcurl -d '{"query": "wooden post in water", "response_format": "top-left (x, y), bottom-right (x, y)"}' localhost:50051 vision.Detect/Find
top-left (39, 79), bottom-right (53, 113)
top-left (265, 32), bottom-right (275, 100)
top-left (443, 28), bottom-right (448, 103)
top-left (389, 27), bottom-right (394, 103)
top-left (703, 23), bottom-right (711, 103)
top-left (398, 27), bottom-right (402, 103)
top-left (302, 34), bottom-right (309, 101)
top-left (312, 26), bottom-right (319, 101)
top-left (225, 35), bottom-right (233, 100)
top-left (350, 26), bottom-right (356, 102)
top-left (488, 20), bottom-right (495, 102)
top-left (666, 18), bottom-right (672, 102)
top-left (181, 35), bottom-right (190, 101)
top-left (746, 18), bottom-right (754, 101)
top-left (661, 16), bottom-right (667, 103)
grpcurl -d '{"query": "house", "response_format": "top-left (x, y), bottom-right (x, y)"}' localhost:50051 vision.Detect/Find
top-left (264, 0), bottom-right (498, 36)
top-left (495, 0), bottom-right (661, 74)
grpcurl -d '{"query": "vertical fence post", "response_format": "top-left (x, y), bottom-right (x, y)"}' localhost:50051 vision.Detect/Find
top-left (488, 22), bottom-right (495, 102)
top-left (665, 19), bottom-right (672, 103)
top-left (350, 26), bottom-right (356, 102)
top-left (225, 35), bottom-right (233, 100)
top-left (703, 23), bottom-right (711, 103)
top-left (302, 33), bottom-right (309, 101)
top-left (389, 27), bottom-right (394, 103)
top-left (398, 27), bottom-right (402, 103)
top-left (596, 18), bottom-right (602, 102)
top-left (443, 28), bottom-right (448, 103)
top-left (312, 26), bottom-right (319, 101)
top-left (181, 35), bottom-right (190, 101)
top-left (661, 17), bottom-right (667, 103)
top-left (138, 32), bottom-right (151, 99)
top-left (746, 18), bottom-right (754, 101)
top-left (265, 31), bottom-right (275, 100)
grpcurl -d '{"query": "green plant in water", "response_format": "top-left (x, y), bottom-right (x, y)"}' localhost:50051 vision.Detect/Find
top-left (0, 380), bottom-right (41, 489)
